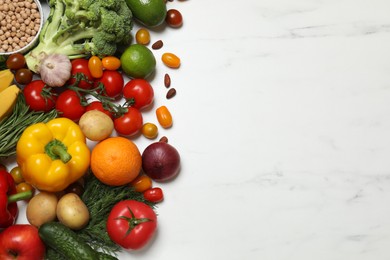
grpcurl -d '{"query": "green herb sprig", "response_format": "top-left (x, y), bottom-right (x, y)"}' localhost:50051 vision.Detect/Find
top-left (0, 93), bottom-right (58, 159)
top-left (78, 173), bottom-right (156, 255)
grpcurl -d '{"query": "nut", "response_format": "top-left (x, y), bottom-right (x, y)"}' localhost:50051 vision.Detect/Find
top-left (166, 88), bottom-right (176, 99)
top-left (164, 73), bottom-right (171, 88)
top-left (152, 40), bottom-right (163, 50)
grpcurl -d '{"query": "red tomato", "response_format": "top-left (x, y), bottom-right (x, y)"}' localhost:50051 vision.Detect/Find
top-left (56, 89), bottom-right (86, 121)
top-left (114, 107), bottom-right (143, 136)
top-left (86, 100), bottom-right (114, 119)
top-left (122, 79), bottom-right (154, 110)
top-left (106, 200), bottom-right (157, 250)
top-left (23, 80), bottom-right (57, 112)
top-left (143, 187), bottom-right (164, 203)
top-left (95, 70), bottom-right (124, 98)
top-left (68, 59), bottom-right (94, 89)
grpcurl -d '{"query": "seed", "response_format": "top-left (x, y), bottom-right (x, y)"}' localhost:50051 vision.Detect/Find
top-left (164, 73), bottom-right (171, 88)
top-left (166, 88), bottom-right (176, 99)
top-left (152, 40), bottom-right (163, 50)
top-left (159, 136), bottom-right (168, 143)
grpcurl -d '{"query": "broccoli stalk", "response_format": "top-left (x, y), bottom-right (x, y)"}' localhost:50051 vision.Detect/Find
top-left (25, 0), bottom-right (133, 73)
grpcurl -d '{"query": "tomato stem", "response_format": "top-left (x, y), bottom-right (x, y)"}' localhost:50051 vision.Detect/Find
top-left (116, 206), bottom-right (152, 236)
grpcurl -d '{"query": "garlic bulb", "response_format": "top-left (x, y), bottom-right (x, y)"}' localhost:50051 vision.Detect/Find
top-left (40, 53), bottom-right (72, 87)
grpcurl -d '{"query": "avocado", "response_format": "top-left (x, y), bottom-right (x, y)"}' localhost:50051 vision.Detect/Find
top-left (125, 0), bottom-right (167, 27)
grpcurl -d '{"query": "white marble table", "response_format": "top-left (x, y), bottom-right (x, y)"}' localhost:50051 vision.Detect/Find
top-left (12, 0), bottom-right (390, 259)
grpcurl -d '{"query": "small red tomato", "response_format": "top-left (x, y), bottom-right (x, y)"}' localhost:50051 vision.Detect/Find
top-left (6, 53), bottom-right (26, 70)
top-left (68, 59), bottom-right (94, 89)
top-left (95, 70), bottom-right (124, 98)
top-left (107, 200), bottom-right (157, 250)
top-left (23, 80), bottom-right (57, 112)
top-left (166, 9), bottom-right (183, 28)
top-left (122, 79), bottom-right (154, 110)
top-left (86, 101), bottom-right (114, 119)
top-left (143, 187), bottom-right (164, 203)
top-left (15, 68), bottom-right (33, 85)
top-left (55, 89), bottom-right (86, 121)
top-left (114, 107), bottom-right (143, 136)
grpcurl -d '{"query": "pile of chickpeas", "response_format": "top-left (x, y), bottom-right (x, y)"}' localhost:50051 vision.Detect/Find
top-left (0, 0), bottom-right (41, 53)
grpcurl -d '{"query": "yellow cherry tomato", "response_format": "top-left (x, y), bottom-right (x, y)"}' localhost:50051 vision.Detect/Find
top-left (16, 182), bottom-right (35, 195)
top-left (161, 52), bottom-right (181, 68)
top-left (156, 106), bottom-right (173, 128)
top-left (135, 28), bottom-right (151, 45)
top-left (142, 122), bottom-right (158, 139)
top-left (10, 166), bottom-right (24, 184)
top-left (130, 175), bottom-right (153, 192)
top-left (88, 56), bottom-right (103, 78)
top-left (102, 56), bottom-right (121, 71)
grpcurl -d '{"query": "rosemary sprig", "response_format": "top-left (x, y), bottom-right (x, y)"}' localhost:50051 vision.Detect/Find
top-left (0, 94), bottom-right (58, 159)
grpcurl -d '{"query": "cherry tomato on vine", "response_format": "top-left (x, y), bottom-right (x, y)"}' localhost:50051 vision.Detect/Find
top-left (23, 80), bottom-right (57, 112)
top-left (143, 187), bottom-right (164, 203)
top-left (122, 79), bottom-right (154, 110)
top-left (56, 89), bottom-right (86, 121)
top-left (107, 200), bottom-right (157, 250)
top-left (16, 182), bottom-right (35, 196)
top-left (166, 9), bottom-right (183, 28)
top-left (10, 166), bottom-right (24, 185)
top-left (102, 56), bottom-right (121, 71)
top-left (114, 107), bottom-right (143, 136)
top-left (88, 56), bottom-right (103, 78)
top-left (130, 175), bottom-right (153, 193)
top-left (95, 70), bottom-right (124, 98)
top-left (68, 59), bottom-right (94, 89)
top-left (6, 53), bottom-right (26, 70)
top-left (86, 100), bottom-right (114, 119)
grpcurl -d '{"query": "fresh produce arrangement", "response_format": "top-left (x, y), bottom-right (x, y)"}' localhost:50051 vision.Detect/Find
top-left (0, 0), bottom-right (184, 259)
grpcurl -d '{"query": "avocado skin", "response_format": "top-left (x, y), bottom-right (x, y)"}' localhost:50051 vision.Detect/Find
top-left (125, 0), bottom-right (167, 27)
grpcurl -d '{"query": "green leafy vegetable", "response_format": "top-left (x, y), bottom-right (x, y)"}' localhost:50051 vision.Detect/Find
top-left (25, 0), bottom-right (133, 73)
top-left (79, 173), bottom-right (155, 255)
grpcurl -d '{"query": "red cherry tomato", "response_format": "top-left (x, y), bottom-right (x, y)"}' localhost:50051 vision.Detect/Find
top-left (122, 79), bottom-right (154, 110)
top-left (68, 59), bottom-right (94, 89)
top-left (107, 200), bottom-right (157, 250)
top-left (23, 80), bottom-right (57, 112)
top-left (166, 9), bottom-right (183, 28)
top-left (85, 100), bottom-right (114, 119)
top-left (114, 107), bottom-right (143, 136)
top-left (95, 70), bottom-right (124, 98)
top-left (55, 89), bottom-right (86, 121)
top-left (143, 187), bottom-right (164, 203)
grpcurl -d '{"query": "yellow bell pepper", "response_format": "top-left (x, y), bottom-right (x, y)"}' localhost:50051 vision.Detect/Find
top-left (16, 118), bottom-right (90, 192)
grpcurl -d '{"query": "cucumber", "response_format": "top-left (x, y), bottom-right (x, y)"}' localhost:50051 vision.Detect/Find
top-left (124, 0), bottom-right (167, 27)
top-left (39, 222), bottom-right (117, 260)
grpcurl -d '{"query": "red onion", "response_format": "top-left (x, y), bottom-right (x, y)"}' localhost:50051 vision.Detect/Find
top-left (142, 142), bottom-right (181, 182)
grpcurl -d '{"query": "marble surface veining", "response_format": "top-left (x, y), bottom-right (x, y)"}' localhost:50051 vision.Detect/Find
top-left (11, 0), bottom-right (390, 259)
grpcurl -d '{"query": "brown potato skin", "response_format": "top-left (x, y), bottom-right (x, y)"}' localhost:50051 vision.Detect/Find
top-left (26, 191), bottom-right (58, 228)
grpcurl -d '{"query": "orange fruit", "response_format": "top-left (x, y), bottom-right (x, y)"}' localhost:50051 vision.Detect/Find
top-left (91, 136), bottom-right (142, 186)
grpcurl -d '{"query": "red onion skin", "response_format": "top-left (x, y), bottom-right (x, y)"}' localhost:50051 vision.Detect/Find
top-left (142, 142), bottom-right (180, 182)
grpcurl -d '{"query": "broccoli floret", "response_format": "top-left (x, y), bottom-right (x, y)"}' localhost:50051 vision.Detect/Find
top-left (24, 0), bottom-right (133, 73)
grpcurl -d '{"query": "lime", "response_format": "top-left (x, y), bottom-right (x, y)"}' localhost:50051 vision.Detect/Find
top-left (120, 44), bottom-right (156, 79)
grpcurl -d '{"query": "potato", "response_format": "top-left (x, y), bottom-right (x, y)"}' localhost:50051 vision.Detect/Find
top-left (56, 193), bottom-right (90, 230)
top-left (26, 191), bottom-right (58, 228)
top-left (78, 110), bottom-right (114, 141)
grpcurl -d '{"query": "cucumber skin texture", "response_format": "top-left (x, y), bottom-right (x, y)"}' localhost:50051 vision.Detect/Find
top-left (125, 0), bottom-right (167, 27)
top-left (39, 222), bottom-right (102, 260)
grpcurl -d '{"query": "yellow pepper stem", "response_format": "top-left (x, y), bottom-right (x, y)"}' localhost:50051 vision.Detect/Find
top-left (45, 139), bottom-right (72, 163)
